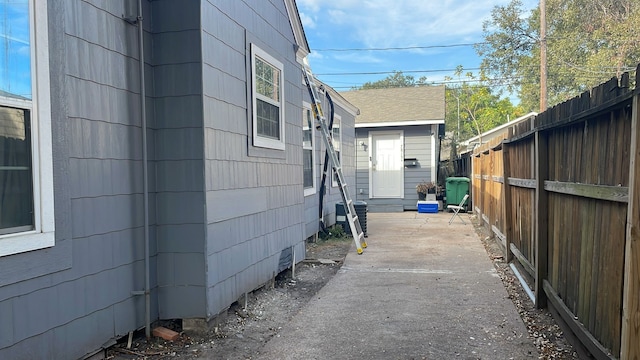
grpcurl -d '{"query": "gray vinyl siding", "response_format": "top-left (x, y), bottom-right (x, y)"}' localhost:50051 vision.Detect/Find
top-left (403, 125), bottom-right (434, 204)
top-left (151, 0), bottom-right (207, 320)
top-left (202, 0), bottom-right (305, 318)
top-left (0, 1), bottom-right (152, 359)
top-left (0, 1), bottom-right (313, 358)
top-left (302, 95), bottom-right (357, 239)
top-left (356, 125), bottom-right (436, 211)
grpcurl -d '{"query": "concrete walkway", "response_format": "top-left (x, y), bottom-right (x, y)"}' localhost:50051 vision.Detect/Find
top-left (259, 211), bottom-right (538, 359)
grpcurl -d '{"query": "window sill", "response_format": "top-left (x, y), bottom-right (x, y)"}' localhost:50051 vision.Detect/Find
top-left (0, 231), bottom-right (55, 257)
top-left (304, 188), bottom-right (316, 197)
top-left (253, 136), bottom-right (285, 151)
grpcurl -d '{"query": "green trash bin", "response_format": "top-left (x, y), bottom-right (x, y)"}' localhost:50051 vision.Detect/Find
top-left (446, 177), bottom-right (470, 210)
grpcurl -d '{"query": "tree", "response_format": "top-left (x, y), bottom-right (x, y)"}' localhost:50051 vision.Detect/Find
top-left (353, 68), bottom-right (524, 156)
top-left (358, 71), bottom-right (428, 89)
top-left (445, 68), bottom-right (525, 148)
top-left (478, 0), bottom-right (640, 111)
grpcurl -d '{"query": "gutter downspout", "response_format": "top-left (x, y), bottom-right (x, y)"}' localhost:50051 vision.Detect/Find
top-left (125, 0), bottom-right (151, 339)
top-left (138, 0), bottom-right (151, 339)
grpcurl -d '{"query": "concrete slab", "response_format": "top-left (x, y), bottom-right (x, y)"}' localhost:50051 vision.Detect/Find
top-left (259, 211), bottom-right (538, 359)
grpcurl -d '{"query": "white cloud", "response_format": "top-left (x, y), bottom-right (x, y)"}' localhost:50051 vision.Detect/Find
top-left (297, 0), bottom-right (530, 48)
top-left (297, 0), bottom-right (322, 13)
top-left (299, 11), bottom-right (316, 29)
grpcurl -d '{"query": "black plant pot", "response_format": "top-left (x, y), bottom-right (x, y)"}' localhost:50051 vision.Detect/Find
top-left (418, 192), bottom-right (427, 201)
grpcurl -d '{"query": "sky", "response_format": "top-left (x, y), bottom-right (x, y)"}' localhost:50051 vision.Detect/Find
top-left (0, 0), bottom-right (31, 100)
top-left (297, 0), bottom-right (539, 93)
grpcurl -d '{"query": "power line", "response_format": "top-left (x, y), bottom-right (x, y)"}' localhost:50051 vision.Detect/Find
top-left (328, 77), bottom-right (523, 90)
top-left (314, 42), bottom-right (487, 52)
top-left (316, 68), bottom-right (482, 76)
top-left (315, 63), bottom-right (631, 78)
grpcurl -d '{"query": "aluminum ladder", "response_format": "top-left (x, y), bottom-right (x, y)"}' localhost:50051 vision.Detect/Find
top-left (302, 59), bottom-right (367, 254)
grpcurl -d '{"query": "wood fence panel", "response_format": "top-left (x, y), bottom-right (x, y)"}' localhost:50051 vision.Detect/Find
top-left (507, 138), bottom-right (535, 268)
top-left (470, 67), bottom-right (638, 358)
top-left (544, 102), bottom-right (631, 356)
top-left (472, 155), bottom-right (480, 213)
top-left (492, 147), bottom-right (505, 234)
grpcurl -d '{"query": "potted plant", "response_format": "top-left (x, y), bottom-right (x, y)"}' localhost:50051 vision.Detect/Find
top-left (416, 181), bottom-right (435, 200)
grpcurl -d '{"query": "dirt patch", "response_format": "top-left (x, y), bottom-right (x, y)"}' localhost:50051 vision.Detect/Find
top-left (106, 234), bottom-right (352, 360)
top-left (470, 215), bottom-right (579, 359)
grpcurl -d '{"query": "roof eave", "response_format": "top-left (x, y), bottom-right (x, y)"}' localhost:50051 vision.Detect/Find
top-left (355, 119), bottom-right (444, 128)
top-left (284, 0), bottom-right (310, 62)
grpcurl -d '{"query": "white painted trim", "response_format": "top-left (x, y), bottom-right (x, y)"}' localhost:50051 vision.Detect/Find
top-left (322, 86), bottom-right (359, 117)
top-left (431, 125), bottom-right (436, 183)
top-left (331, 115), bottom-right (342, 187)
top-left (251, 44), bottom-right (286, 150)
top-left (356, 119), bottom-right (444, 128)
top-left (462, 112), bottom-right (537, 146)
top-left (368, 130), bottom-right (404, 199)
top-left (302, 102), bottom-right (316, 197)
top-left (283, 0), bottom-right (310, 58)
top-left (0, 0), bottom-right (55, 257)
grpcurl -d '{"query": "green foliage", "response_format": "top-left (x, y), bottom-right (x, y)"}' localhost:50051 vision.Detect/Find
top-left (353, 68), bottom-right (523, 147)
top-left (444, 67), bottom-right (525, 145)
top-left (478, 0), bottom-right (640, 111)
top-left (319, 225), bottom-right (349, 241)
top-left (358, 71), bottom-right (428, 89)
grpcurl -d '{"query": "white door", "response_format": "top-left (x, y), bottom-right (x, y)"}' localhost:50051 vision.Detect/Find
top-left (370, 131), bottom-right (404, 198)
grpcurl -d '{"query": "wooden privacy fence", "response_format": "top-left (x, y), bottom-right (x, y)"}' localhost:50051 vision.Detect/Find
top-left (472, 65), bottom-right (640, 360)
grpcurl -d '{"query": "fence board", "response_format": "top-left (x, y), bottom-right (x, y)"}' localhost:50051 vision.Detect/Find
top-left (508, 178), bottom-right (536, 189)
top-left (544, 181), bottom-right (629, 203)
top-left (535, 131), bottom-right (549, 307)
top-left (621, 92), bottom-right (640, 360)
top-left (544, 281), bottom-right (617, 360)
top-left (503, 144), bottom-right (513, 262)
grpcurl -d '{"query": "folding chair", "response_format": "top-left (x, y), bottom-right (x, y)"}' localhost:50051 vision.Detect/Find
top-left (448, 194), bottom-right (469, 225)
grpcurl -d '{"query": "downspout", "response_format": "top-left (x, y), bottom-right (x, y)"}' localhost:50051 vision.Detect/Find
top-left (138, 0), bottom-right (151, 340)
top-left (124, 0), bottom-right (150, 340)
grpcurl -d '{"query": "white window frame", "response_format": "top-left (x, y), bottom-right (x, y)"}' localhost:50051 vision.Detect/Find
top-left (302, 102), bottom-right (316, 196)
top-left (331, 115), bottom-right (342, 188)
top-left (251, 44), bottom-right (285, 150)
top-left (0, 0), bottom-right (54, 257)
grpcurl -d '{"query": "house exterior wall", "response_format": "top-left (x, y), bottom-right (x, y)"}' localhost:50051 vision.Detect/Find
top-left (151, 0), bottom-right (207, 320)
top-left (302, 94), bottom-right (357, 239)
top-left (355, 125), bottom-right (436, 211)
top-left (0, 0), bottom-right (318, 358)
top-left (201, 0), bottom-right (306, 318)
top-left (0, 1), bottom-right (152, 359)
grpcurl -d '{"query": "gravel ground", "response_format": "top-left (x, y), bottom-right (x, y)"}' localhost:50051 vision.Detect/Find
top-left (106, 235), bottom-right (352, 360)
top-left (107, 220), bottom-right (579, 359)
top-left (470, 215), bottom-right (579, 359)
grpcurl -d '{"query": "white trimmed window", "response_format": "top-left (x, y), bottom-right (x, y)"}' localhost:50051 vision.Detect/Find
top-left (302, 102), bottom-right (315, 196)
top-left (0, 0), bottom-right (54, 257)
top-left (331, 115), bottom-right (341, 187)
top-left (251, 44), bottom-right (285, 150)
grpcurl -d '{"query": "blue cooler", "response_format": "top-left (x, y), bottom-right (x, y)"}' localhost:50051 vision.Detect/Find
top-left (417, 200), bottom-right (439, 213)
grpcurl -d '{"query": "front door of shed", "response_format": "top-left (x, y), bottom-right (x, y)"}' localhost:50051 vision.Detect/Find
top-left (370, 131), bottom-right (403, 198)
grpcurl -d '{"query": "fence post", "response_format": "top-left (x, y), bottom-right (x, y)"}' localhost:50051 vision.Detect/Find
top-left (534, 129), bottom-right (548, 308)
top-left (621, 91), bottom-right (640, 360)
top-left (502, 140), bottom-right (513, 263)
top-left (477, 152), bottom-right (484, 221)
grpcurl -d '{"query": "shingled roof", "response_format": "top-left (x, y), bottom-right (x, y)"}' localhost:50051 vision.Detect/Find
top-left (340, 86), bottom-right (445, 126)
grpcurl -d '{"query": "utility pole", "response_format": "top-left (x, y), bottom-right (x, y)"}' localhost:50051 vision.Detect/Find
top-left (540, 0), bottom-right (548, 112)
